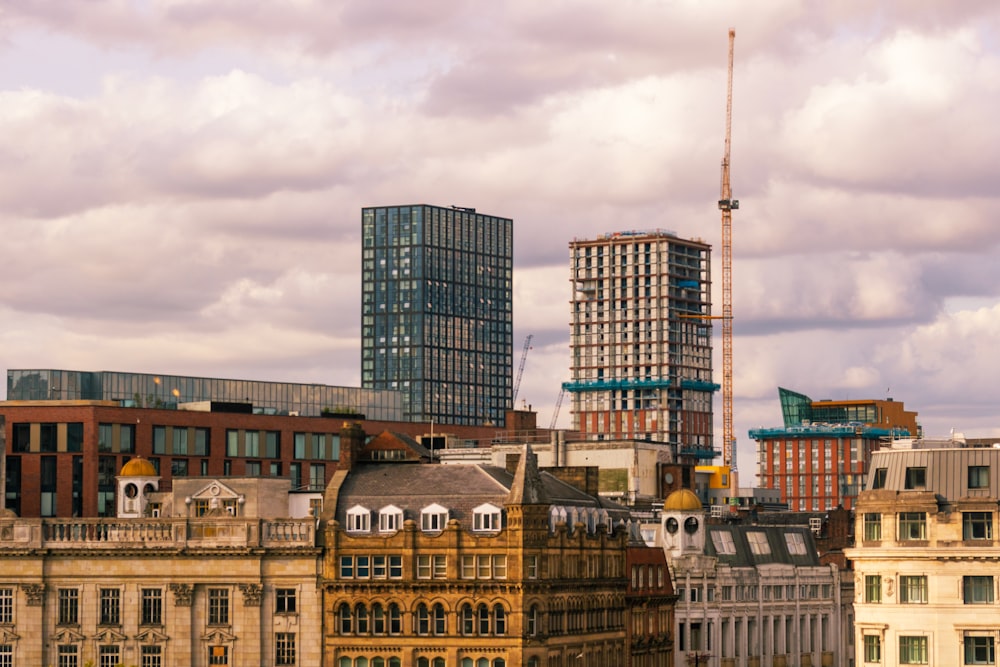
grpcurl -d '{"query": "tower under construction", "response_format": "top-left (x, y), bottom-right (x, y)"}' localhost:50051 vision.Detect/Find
top-left (564, 230), bottom-right (717, 456)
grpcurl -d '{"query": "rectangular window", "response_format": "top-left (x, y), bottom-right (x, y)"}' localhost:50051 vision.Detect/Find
top-left (871, 468), bottom-right (887, 489)
top-left (99, 588), bottom-right (121, 625)
top-left (864, 575), bottom-right (881, 603)
top-left (340, 556), bottom-right (354, 579)
top-left (898, 512), bottom-right (927, 541)
top-left (141, 588), bottom-right (162, 625)
top-left (209, 646), bottom-right (228, 665)
top-left (899, 575), bottom-right (927, 604)
top-left (226, 430), bottom-right (239, 457)
top-left (245, 432), bottom-right (260, 457)
top-left (417, 555), bottom-right (446, 579)
top-left (121, 424), bottom-right (135, 453)
top-left (276, 588), bottom-right (297, 614)
top-left (294, 433), bottom-right (306, 459)
top-left (153, 426), bottom-right (167, 455)
top-left (0, 645), bottom-right (11, 667)
top-left (964, 512), bottom-right (993, 540)
top-left (58, 588), bottom-right (79, 625)
top-left (356, 555), bottom-right (370, 578)
top-left (389, 555), bottom-right (403, 578)
top-left (265, 431), bottom-right (280, 458)
top-left (141, 645), bottom-right (162, 667)
top-left (864, 635), bottom-right (882, 662)
top-left (98, 424), bottom-right (114, 452)
top-left (493, 554), bottom-right (507, 579)
top-left (275, 633), bottom-right (296, 666)
top-left (965, 636), bottom-right (995, 665)
top-left (864, 513), bottom-right (882, 541)
top-left (173, 428), bottom-right (188, 455)
top-left (904, 467), bottom-right (927, 489)
top-left (526, 554), bottom-right (539, 579)
top-left (969, 466), bottom-right (990, 489)
top-left (0, 589), bottom-right (12, 624)
top-left (99, 645), bottom-right (120, 667)
top-left (372, 555), bottom-right (387, 579)
top-left (194, 428), bottom-right (210, 456)
top-left (171, 459), bottom-right (189, 477)
top-left (899, 636), bottom-right (928, 664)
top-left (310, 464), bottom-right (325, 490)
top-left (964, 576), bottom-right (995, 604)
top-left (208, 588), bottom-right (229, 625)
top-left (58, 645), bottom-right (78, 667)
top-left (290, 462), bottom-right (302, 490)
top-left (461, 555), bottom-right (476, 579)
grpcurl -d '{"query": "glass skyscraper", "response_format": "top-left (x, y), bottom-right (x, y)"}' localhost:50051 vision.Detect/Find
top-left (361, 204), bottom-right (513, 426)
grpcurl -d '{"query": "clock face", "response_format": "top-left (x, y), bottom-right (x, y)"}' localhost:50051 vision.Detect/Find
top-left (665, 517), bottom-right (679, 534)
top-left (664, 472), bottom-right (674, 485)
top-left (684, 517), bottom-right (700, 534)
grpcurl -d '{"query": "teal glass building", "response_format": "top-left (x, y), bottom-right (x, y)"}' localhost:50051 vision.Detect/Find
top-left (361, 204), bottom-right (513, 426)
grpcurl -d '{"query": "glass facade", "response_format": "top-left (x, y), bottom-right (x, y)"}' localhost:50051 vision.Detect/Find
top-left (7, 370), bottom-right (401, 420)
top-left (361, 205), bottom-right (513, 426)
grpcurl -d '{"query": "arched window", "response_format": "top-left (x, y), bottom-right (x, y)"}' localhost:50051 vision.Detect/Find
top-left (346, 504), bottom-right (371, 533)
top-left (416, 659), bottom-right (429, 667)
top-left (493, 604), bottom-right (506, 635)
top-left (472, 502), bottom-right (502, 532)
top-left (461, 604), bottom-right (474, 635)
top-left (416, 603), bottom-right (430, 635)
top-left (379, 504), bottom-right (404, 533)
top-left (527, 605), bottom-right (539, 636)
top-left (372, 603), bottom-right (385, 634)
top-left (338, 659), bottom-right (351, 667)
top-left (492, 660), bottom-right (506, 667)
top-left (461, 659), bottom-right (474, 667)
top-left (433, 660), bottom-right (445, 667)
top-left (389, 659), bottom-right (401, 667)
top-left (433, 603), bottom-right (446, 635)
top-left (477, 604), bottom-right (490, 635)
top-left (356, 604), bottom-right (369, 634)
top-left (354, 658), bottom-right (368, 667)
top-left (338, 603), bottom-right (352, 634)
top-left (477, 659), bottom-right (489, 667)
top-left (372, 659), bottom-right (385, 667)
top-left (388, 603), bottom-right (402, 635)
top-left (420, 503), bottom-right (448, 532)
top-left (527, 658), bottom-right (541, 667)
top-left (549, 506), bottom-right (566, 532)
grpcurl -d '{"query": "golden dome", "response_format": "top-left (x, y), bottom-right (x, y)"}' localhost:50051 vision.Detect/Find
top-left (663, 488), bottom-right (703, 511)
top-left (119, 457), bottom-right (158, 477)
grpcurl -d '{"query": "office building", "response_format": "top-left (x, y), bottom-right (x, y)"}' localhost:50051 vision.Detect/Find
top-left (846, 443), bottom-right (1000, 666)
top-left (564, 230), bottom-right (716, 453)
top-left (323, 429), bottom-right (634, 666)
top-left (361, 204), bottom-right (513, 427)
top-left (7, 368), bottom-right (401, 419)
top-left (749, 387), bottom-right (919, 511)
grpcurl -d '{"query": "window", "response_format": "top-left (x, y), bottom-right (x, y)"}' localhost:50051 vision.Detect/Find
top-left (784, 532), bottom-right (807, 555)
top-left (898, 512), bottom-right (927, 541)
top-left (711, 530), bottom-right (737, 555)
top-left (421, 504), bottom-right (448, 532)
top-left (864, 635), bottom-right (882, 662)
top-left (276, 633), bottom-right (296, 665)
top-left (904, 467), bottom-right (926, 489)
top-left (417, 554), bottom-right (447, 579)
top-left (338, 603), bottom-right (352, 634)
top-left (964, 576), bottom-right (994, 604)
top-left (416, 603), bottom-right (430, 635)
top-left (141, 588), bottom-right (162, 625)
top-left (389, 555), bottom-right (403, 578)
top-left (473, 503), bottom-right (502, 532)
top-left (346, 505), bottom-right (371, 533)
top-left (58, 588), bottom-right (79, 625)
top-left (0, 588), bottom-right (12, 624)
top-left (899, 636), bottom-right (928, 664)
top-left (209, 646), bottom-right (228, 665)
top-left (864, 513), bottom-right (882, 541)
top-left (356, 604), bottom-right (369, 633)
top-left (141, 645), bottom-right (162, 667)
top-left (527, 605), bottom-right (539, 636)
top-left (969, 466), bottom-right (990, 489)
top-left (746, 531), bottom-right (771, 555)
top-left (208, 588), bottom-right (230, 625)
top-left (99, 645), bottom-right (120, 667)
top-left (494, 604), bottom-right (506, 635)
top-left (309, 463), bottom-right (325, 490)
top-left (864, 575), bottom-right (881, 603)
top-left (872, 468), bottom-right (887, 489)
top-left (276, 588), bottom-right (297, 613)
top-left (899, 575), bottom-right (927, 604)
top-left (526, 555), bottom-right (539, 579)
top-left (964, 512), bottom-right (993, 540)
top-left (58, 645), bottom-right (78, 667)
top-left (965, 636), bottom-right (995, 665)
top-left (380, 505), bottom-right (403, 532)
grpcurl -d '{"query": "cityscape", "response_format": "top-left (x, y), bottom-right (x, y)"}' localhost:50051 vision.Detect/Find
top-left (2, 4), bottom-right (1000, 667)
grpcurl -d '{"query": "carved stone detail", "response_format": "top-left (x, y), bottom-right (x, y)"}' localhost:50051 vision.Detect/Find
top-left (22, 584), bottom-right (44, 607)
top-left (169, 583), bottom-right (194, 606)
top-left (239, 583), bottom-right (263, 606)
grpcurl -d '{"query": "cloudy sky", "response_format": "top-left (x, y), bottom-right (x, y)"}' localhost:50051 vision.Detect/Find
top-left (3, 1), bottom-right (1000, 474)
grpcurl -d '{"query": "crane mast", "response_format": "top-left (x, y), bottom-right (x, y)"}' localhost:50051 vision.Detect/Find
top-left (718, 29), bottom-right (739, 485)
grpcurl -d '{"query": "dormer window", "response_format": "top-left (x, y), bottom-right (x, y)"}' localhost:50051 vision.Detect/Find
top-left (473, 503), bottom-right (502, 532)
top-left (549, 506), bottom-right (567, 532)
top-left (420, 503), bottom-right (448, 532)
top-left (379, 505), bottom-right (404, 533)
top-left (346, 505), bottom-right (372, 533)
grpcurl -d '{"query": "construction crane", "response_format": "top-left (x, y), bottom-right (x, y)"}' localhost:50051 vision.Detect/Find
top-left (512, 334), bottom-right (533, 405)
top-left (718, 29), bottom-right (739, 491)
top-left (549, 386), bottom-right (566, 430)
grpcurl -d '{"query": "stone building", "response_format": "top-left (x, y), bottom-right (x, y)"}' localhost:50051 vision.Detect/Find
top-left (0, 459), bottom-right (322, 666)
top-left (322, 427), bottom-right (635, 667)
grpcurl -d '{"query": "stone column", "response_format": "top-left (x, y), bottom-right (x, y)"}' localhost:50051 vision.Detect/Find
top-left (169, 583), bottom-right (194, 665)
top-left (239, 583), bottom-right (263, 665)
top-left (22, 584), bottom-right (45, 667)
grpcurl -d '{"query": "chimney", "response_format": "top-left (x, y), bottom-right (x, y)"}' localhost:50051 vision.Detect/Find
top-left (338, 422), bottom-right (367, 471)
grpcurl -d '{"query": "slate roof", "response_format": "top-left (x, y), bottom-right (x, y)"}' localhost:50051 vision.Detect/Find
top-left (704, 525), bottom-right (821, 567)
top-left (334, 461), bottom-right (629, 527)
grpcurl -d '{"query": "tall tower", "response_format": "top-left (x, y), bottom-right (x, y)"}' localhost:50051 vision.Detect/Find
top-left (361, 204), bottom-right (513, 427)
top-left (564, 230), bottom-right (716, 454)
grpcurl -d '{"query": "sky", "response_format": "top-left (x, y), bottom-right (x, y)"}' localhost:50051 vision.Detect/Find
top-left (3, 1), bottom-right (1000, 479)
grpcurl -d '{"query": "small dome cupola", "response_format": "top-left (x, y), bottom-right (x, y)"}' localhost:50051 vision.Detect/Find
top-left (116, 457), bottom-right (161, 518)
top-left (661, 488), bottom-right (706, 557)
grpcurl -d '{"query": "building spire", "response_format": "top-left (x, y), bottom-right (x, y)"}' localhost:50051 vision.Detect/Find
top-left (506, 444), bottom-right (549, 505)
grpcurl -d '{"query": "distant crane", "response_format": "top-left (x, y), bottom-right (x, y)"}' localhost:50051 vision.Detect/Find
top-left (718, 29), bottom-right (739, 489)
top-left (512, 334), bottom-right (533, 405)
top-left (549, 386), bottom-right (566, 430)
